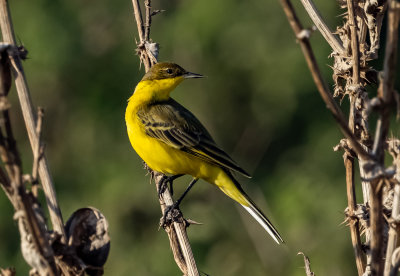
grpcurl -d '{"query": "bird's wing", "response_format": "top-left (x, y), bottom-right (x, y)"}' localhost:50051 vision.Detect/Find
top-left (137, 98), bottom-right (251, 178)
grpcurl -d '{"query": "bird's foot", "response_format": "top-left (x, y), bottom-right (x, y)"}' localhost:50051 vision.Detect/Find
top-left (157, 174), bottom-right (183, 197)
top-left (159, 201), bottom-right (182, 228)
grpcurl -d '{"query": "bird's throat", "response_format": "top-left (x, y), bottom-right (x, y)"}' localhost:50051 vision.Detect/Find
top-left (130, 77), bottom-right (184, 106)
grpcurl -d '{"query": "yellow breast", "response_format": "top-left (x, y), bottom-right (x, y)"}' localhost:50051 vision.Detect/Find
top-left (125, 79), bottom-right (204, 176)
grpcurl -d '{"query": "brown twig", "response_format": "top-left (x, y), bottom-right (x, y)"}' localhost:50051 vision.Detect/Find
top-left (346, 0), bottom-right (360, 84)
top-left (372, 1), bottom-right (400, 275)
top-left (0, 50), bottom-right (58, 274)
top-left (298, 252), bottom-right (316, 276)
top-left (0, 0), bottom-right (66, 240)
top-left (0, 267), bottom-right (15, 276)
top-left (131, 2), bottom-right (199, 275)
top-left (31, 107), bottom-right (44, 197)
top-left (132, 0), bottom-right (152, 70)
top-left (390, 247), bottom-right (400, 276)
top-left (385, 184), bottom-right (400, 276)
top-left (144, 0), bottom-right (151, 41)
top-left (300, 0), bottom-right (345, 55)
top-left (370, 178), bottom-right (384, 276)
top-left (385, 139), bottom-right (400, 276)
top-left (154, 172), bottom-right (199, 276)
top-left (282, 0), bottom-right (400, 275)
top-left (279, 0), bottom-right (370, 161)
top-left (344, 153), bottom-right (366, 276)
top-left (372, 0), bottom-right (400, 161)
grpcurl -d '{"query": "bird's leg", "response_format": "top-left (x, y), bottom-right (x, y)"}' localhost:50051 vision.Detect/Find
top-left (174, 177), bottom-right (198, 206)
top-left (157, 174), bottom-right (184, 196)
top-left (160, 178), bottom-right (198, 226)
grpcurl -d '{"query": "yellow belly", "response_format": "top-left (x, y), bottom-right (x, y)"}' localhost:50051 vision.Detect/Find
top-left (125, 101), bottom-right (248, 206)
top-left (126, 111), bottom-right (204, 177)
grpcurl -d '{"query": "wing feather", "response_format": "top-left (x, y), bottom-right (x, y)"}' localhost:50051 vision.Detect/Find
top-left (137, 99), bottom-right (251, 178)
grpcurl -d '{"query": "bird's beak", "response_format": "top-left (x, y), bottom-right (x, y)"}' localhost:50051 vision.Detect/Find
top-left (183, 72), bottom-right (204, 79)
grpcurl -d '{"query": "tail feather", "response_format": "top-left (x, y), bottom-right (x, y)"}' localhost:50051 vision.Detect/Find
top-left (242, 203), bottom-right (284, 244)
top-left (216, 169), bottom-right (284, 244)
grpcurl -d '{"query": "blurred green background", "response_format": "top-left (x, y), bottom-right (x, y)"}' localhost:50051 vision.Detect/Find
top-left (1, 0), bottom-right (397, 275)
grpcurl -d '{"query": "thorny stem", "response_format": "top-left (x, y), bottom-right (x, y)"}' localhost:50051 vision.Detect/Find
top-left (300, 0), bottom-right (345, 55)
top-left (298, 252), bottom-right (316, 276)
top-left (32, 107), bottom-right (44, 197)
top-left (281, 0), bottom-right (400, 275)
top-left (344, 153), bottom-right (365, 276)
top-left (279, 0), bottom-right (370, 161)
top-left (132, 0), bottom-right (151, 71)
top-left (383, 2), bottom-right (400, 276)
top-left (131, 2), bottom-right (199, 276)
top-left (370, 179), bottom-right (384, 276)
top-left (385, 184), bottom-right (400, 276)
top-left (372, 0), bottom-right (400, 160)
top-left (346, 0), bottom-right (360, 83)
top-left (0, 100), bottom-right (58, 274)
top-left (132, 0), bottom-right (145, 43)
top-left (0, 0), bottom-right (66, 240)
top-left (144, 0), bottom-right (151, 41)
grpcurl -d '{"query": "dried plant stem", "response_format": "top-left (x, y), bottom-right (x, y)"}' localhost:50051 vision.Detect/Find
top-left (346, 0), bottom-right (360, 83)
top-left (344, 153), bottom-right (365, 276)
top-left (373, 1), bottom-right (400, 275)
top-left (300, 0), bottom-right (345, 54)
top-left (0, 0), bottom-right (66, 240)
top-left (0, 57), bottom-right (58, 274)
top-left (282, 0), bottom-right (400, 275)
top-left (385, 184), bottom-right (400, 276)
top-left (144, 0), bottom-right (151, 41)
top-left (383, 3), bottom-right (400, 276)
top-left (279, 0), bottom-right (369, 162)
top-left (370, 179), bottom-right (384, 275)
top-left (132, 0), bottom-right (145, 43)
top-left (298, 252), bottom-right (315, 276)
top-left (154, 172), bottom-right (199, 276)
top-left (132, 0), bottom-right (152, 70)
top-left (131, 1), bottom-right (199, 275)
top-left (373, 0), bottom-right (400, 159)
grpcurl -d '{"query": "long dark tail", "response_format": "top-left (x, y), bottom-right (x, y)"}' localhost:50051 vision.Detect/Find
top-left (224, 170), bottom-right (284, 244)
top-left (241, 198), bottom-right (284, 244)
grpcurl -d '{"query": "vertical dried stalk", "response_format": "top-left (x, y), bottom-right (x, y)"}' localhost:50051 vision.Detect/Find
top-left (0, 45), bottom-right (58, 275)
top-left (383, 3), bottom-right (400, 274)
top-left (281, 0), bottom-right (400, 275)
top-left (279, 0), bottom-right (369, 161)
top-left (298, 252), bottom-right (316, 276)
top-left (344, 153), bottom-right (366, 276)
top-left (131, 1), bottom-right (199, 275)
top-left (385, 183), bottom-right (400, 276)
top-left (373, 0), bottom-right (400, 159)
top-left (300, 0), bottom-right (345, 55)
top-left (154, 172), bottom-right (199, 276)
top-left (346, 0), bottom-right (360, 83)
top-left (0, 0), bottom-right (66, 240)
top-left (370, 179), bottom-right (384, 275)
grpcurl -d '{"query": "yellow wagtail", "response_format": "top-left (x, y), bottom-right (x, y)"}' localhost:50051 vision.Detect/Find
top-left (125, 62), bottom-right (283, 244)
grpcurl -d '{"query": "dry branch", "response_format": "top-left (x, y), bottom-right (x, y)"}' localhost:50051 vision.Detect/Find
top-left (344, 153), bottom-right (366, 276)
top-left (0, 0), bottom-right (66, 240)
top-left (0, 44), bottom-right (58, 275)
top-left (281, 0), bottom-right (400, 275)
top-left (298, 252), bottom-right (316, 276)
top-left (0, 2), bottom-right (111, 274)
top-left (385, 139), bottom-right (400, 276)
top-left (279, 0), bottom-right (370, 162)
top-left (131, 1), bottom-right (199, 275)
top-left (300, 0), bottom-right (345, 54)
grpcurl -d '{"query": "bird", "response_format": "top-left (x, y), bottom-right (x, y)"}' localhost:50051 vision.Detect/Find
top-left (125, 62), bottom-right (283, 244)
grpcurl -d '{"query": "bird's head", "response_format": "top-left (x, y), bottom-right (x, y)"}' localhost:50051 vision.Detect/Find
top-left (139, 62), bottom-right (204, 100)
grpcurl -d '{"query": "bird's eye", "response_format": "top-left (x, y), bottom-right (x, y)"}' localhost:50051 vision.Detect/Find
top-left (166, 68), bottom-right (173, 74)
